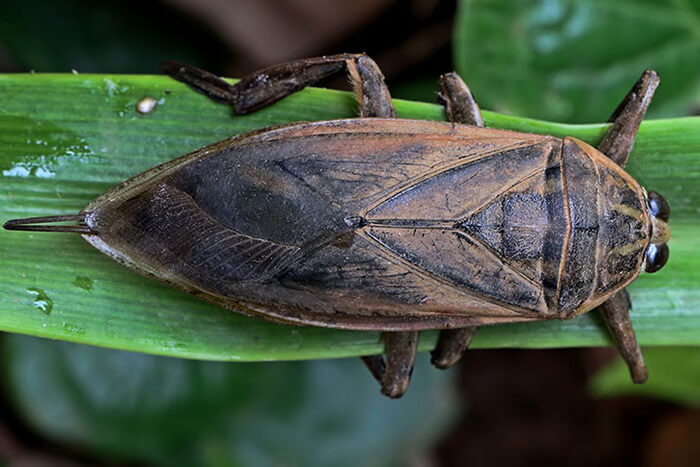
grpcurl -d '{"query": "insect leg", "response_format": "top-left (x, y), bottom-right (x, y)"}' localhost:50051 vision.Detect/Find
top-left (431, 71), bottom-right (483, 369)
top-left (430, 327), bottom-right (477, 369)
top-left (437, 72), bottom-right (484, 127)
top-left (597, 70), bottom-right (659, 168)
top-left (361, 331), bottom-right (419, 398)
top-left (599, 289), bottom-right (648, 383)
top-left (162, 53), bottom-right (395, 118)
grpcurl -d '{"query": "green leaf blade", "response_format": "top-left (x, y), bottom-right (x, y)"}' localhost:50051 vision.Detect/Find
top-left (1, 73), bottom-right (698, 361)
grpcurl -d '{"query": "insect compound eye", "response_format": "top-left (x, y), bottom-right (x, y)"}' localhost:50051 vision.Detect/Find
top-left (648, 191), bottom-right (670, 222)
top-left (645, 242), bottom-right (669, 273)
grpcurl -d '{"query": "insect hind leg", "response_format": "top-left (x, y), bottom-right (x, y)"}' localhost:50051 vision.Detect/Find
top-left (597, 70), bottom-right (659, 168)
top-left (361, 331), bottom-right (419, 398)
top-left (162, 53), bottom-right (395, 118)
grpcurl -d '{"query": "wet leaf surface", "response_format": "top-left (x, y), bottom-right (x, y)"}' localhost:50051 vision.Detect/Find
top-left (0, 74), bottom-right (698, 360)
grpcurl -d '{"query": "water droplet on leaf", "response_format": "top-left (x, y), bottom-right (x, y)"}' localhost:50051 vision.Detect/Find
top-left (72, 275), bottom-right (93, 291)
top-left (26, 288), bottom-right (53, 315)
top-left (136, 96), bottom-right (158, 114)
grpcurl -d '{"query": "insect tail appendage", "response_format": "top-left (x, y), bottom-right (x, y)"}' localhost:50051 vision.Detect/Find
top-left (2, 214), bottom-right (93, 234)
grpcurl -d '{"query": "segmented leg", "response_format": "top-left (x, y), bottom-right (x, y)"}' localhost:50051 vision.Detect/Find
top-left (431, 327), bottom-right (477, 369)
top-left (428, 72), bottom-right (483, 370)
top-left (599, 290), bottom-right (648, 383)
top-left (437, 72), bottom-right (485, 127)
top-left (162, 53), bottom-right (395, 118)
top-left (167, 55), bottom-right (408, 398)
top-left (596, 71), bottom-right (657, 384)
top-left (362, 331), bottom-right (419, 398)
top-left (597, 70), bottom-right (659, 168)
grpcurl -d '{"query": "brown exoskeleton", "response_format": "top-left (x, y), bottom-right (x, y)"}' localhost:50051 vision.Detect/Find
top-left (4, 54), bottom-right (670, 398)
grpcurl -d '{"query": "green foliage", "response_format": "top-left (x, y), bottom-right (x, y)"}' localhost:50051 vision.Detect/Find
top-left (592, 347), bottom-right (700, 406)
top-left (1, 74), bottom-right (698, 361)
top-left (455, 0), bottom-right (700, 122)
top-left (3, 334), bottom-right (456, 466)
top-left (1, 1), bottom-right (700, 463)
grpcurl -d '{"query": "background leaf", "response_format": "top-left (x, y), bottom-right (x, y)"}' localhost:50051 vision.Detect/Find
top-left (454, 0), bottom-right (700, 122)
top-left (591, 347), bottom-right (700, 406)
top-left (0, 74), bottom-right (699, 361)
top-left (2, 334), bottom-right (456, 466)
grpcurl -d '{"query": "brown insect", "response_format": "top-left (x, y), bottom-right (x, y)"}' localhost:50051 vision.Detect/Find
top-left (4, 54), bottom-right (671, 398)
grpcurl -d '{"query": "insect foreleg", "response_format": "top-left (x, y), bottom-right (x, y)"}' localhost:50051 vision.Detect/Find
top-left (595, 70), bottom-right (657, 385)
top-left (599, 290), bottom-right (648, 383)
top-left (597, 69), bottom-right (659, 168)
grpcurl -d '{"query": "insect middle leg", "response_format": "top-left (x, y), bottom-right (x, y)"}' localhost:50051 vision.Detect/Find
top-left (438, 72), bottom-right (485, 127)
top-left (162, 53), bottom-right (395, 118)
top-left (429, 71), bottom-right (484, 370)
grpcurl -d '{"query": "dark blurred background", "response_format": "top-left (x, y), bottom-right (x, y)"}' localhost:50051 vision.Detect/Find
top-left (1, 1), bottom-right (699, 466)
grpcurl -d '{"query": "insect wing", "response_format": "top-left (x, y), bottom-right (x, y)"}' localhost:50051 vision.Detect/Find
top-left (83, 119), bottom-right (563, 329)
